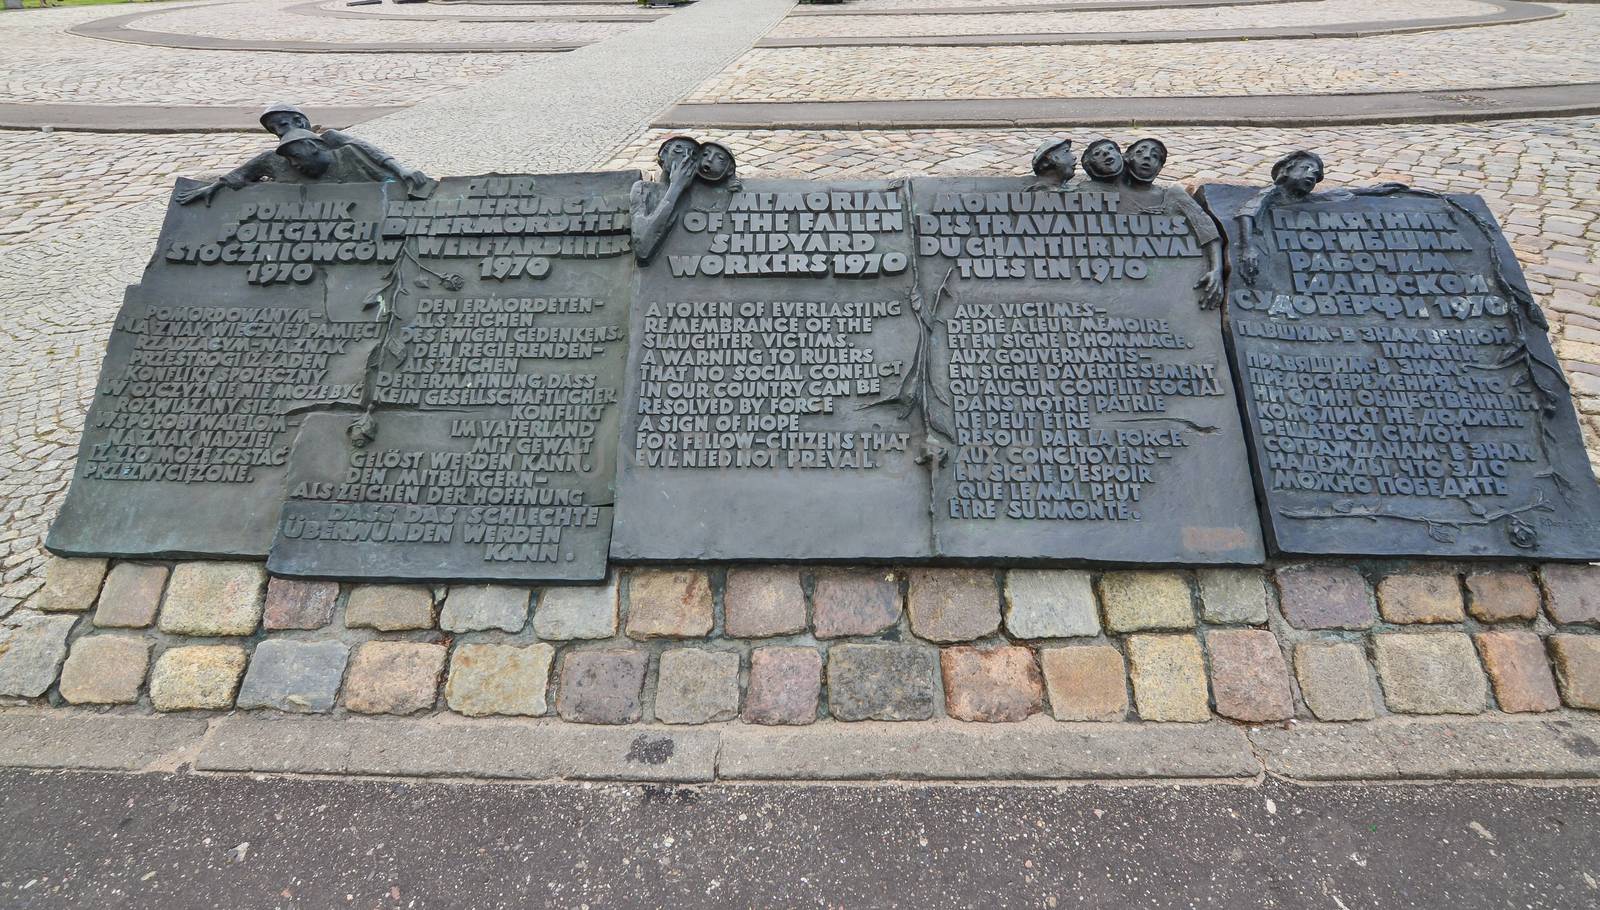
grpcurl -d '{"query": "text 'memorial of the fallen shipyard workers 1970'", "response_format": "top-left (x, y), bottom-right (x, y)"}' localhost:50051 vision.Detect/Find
top-left (910, 136), bottom-right (1264, 563)
top-left (1198, 150), bottom-right (1600, 560)
top-left (612, 143), bottom-right (932, 560)
top-left (267, 170), bottom-right (636, 583)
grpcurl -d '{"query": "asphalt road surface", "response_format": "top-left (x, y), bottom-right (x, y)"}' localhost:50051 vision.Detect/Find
top-left (2, 770), bottom-right (1597, 908)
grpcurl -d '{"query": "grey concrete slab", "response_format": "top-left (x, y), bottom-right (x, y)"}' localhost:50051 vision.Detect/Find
top-left (0, 710), bottom-right (208, 771)
top-left (658, 82), bottom-right (1600, 129)
top-left (0, 102), bottom-right (403, 133)
top-left (195, 716), bottom-right (720, 782)
top-left (760, 0), bottom-right (1557, 46)
top-left (719, 719), bottom-right (1261, 780)
top-left (1251, 715), bottom-right (1600, 780)
top-left (352, 0), bottom-right (797, 175)
top-left (5, 771), bottom-right (1598, 908)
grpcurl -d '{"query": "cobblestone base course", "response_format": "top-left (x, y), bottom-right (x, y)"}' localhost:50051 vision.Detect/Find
top-left (3, 558), bottom-right (1597, 732)
top-left (130, 0), bottom-right (640, 44)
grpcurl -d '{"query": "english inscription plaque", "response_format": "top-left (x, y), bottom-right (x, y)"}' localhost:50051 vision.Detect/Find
top-left (1201, 152), bottom-right (1600, 559)
top-left (911, 171), bottom-right (1264, 563)
top-left (611, 175), bottom-right (932, 560)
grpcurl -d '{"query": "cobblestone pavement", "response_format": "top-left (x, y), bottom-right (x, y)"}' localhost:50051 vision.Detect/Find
top-left (0, 4), bottom-right (537, 106)
top-left (692, 7), bottom-right (1600, 101)
top-left (311, 0), bottom-right (661, 18)
top-left (768, 0), bottom-right (1494, 39)
top-left (134, 0), bottom-right (640, 43)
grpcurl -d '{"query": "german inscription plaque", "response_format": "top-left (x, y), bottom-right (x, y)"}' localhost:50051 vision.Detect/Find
top-left (912, 159), bottom-right (1263, 563)
top-left (1200, 151), bottom-right (1600, 559)
top-left (267, 171), bottom-right (635, 581)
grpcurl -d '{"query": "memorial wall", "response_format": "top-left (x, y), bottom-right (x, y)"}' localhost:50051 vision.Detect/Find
top-left (44, 128), bottom-right (1600, 582)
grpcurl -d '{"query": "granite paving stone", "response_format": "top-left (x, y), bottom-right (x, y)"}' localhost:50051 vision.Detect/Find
top-left (1039, 645), bottom-right (1128, 722)
top-left (1292, 641), bottom-right (1378, 722)
top-left (0, 613), bottom-right (77, 698)
top-left (1377, 570), bottom-right (1465, 624)
top-left (1125, 634), bottom-right (1210, 723)
top-left (1549, 634), bottom-right (1600, 710)
top-left (1275, 565), bottom-right (1374, 631)
top-left (556, 649), bottom-right (648, 724)
top-left (1003, 569), bottom-right (1099, 639)
top-left (91, 563), bottom-right (167, 629)
top-left (939, 645), bottom-right (1044, 723)
top-left (1372, 633), bottom-right (1489, 715)
top-left (906, 569), bottom-right (999, 643)
top-left (344, 642), bottom-right (447, 716)
top-left (30, 556), bottom-right (107, 613)
top-left (1473, 631), bottom-right (1560, 713)
top-left (1541, 564), bottom-right (1600, 626)
top-left (1206, 629), bottom-right (1294, 723)
top-left (1197, 568), bottom-right (1271, 626)
top-left (444, 643), bottom-right (554, 718)
top-left (534, 574), bottom-right (618, 640)
top-left (625, 570), bottom-right (713, 639)
top-left (812, 569), bottom-right (902, 638)
top-left (157, 562), bottom-right (265, 637)
top-left (262, 578), bottom-right (339, 631)
top-left (1100, 571), bottom-right (1194, 633)
top-left (343, 585), bottom-right (434, 632)
top-left (828, 643), bottom-right (938, 721)
top-left (654, 647), bottom-right (741, 724)
top-left (149, 645), bottom-right (248, 712)
top-left (440, 585), bottom-right (530, 634)
top-left (1464, 569), bottom-right (1542, 623)
top-left (56, 634), bottom-right (150, 705)
top-left (723, 568), bottom-right (806, 638)
top-left (742, 646), bottom-right (821, 725)
top-left (235, 639), bottom-right (351, 714)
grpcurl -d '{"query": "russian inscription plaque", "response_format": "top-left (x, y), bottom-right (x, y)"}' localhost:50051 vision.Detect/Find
top-left (1200, 151), bottom-right (1600, 559)
top-left (910, 141), bottom-right (1264, 563)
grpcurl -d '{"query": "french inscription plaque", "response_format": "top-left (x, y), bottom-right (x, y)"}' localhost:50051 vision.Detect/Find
top-left (1201, 172), bottom-right (1600, 559)
top-left (611, 177), bottom-right (932, 560)
top-left (912, 176), bottom-right (1264, 563)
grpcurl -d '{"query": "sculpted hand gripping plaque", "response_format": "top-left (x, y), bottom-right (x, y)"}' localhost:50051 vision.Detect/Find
top-left (1199, 151), bottom-right (1600, 559)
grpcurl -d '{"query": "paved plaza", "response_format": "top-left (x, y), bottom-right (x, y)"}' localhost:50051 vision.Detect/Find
top-left (2, 0), bottom-right (1600, 904)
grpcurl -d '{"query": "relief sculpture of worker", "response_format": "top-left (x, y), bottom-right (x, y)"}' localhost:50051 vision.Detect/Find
top-left (1119, 137), bottom-right (1225, 308)
top-left (176, 103), bottom-right (435, 205)
top-left (630, 135), bottom-right (738, 264)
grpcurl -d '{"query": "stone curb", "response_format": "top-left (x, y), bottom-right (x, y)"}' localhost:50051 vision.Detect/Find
top-left (290, 0), bottom-right (666, 23)
top-left (657, 82), bottom-right (1600, 130)
top-left (194, 715), bottom-right (721, 782)
top-left (0, 712), bottom-right (208, 771)
top-left (1250, 716), bottom-right (1600, 781)
top-left (6, 709), bottom-right (1600, 783)
top-left (718, 719), bottom-right (1259, 780)
top-left (68, 5), bottom-right (590, 54)
top-left (788, 0), bottom-right (1317, 16)
top-left (760, 0), bottom-right (1558, 47)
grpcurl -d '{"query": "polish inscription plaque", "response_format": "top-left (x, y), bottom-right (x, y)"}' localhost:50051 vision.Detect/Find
top-left (1200, 180), bottom-right (1600, 559)
top-left (610, 178), bottom-right (932, 560)
top-left (47, 180), bottom-right (385, 558)
top-left (912, 176), bottom-right (1264, 563)
top-left (268, 172), bottom-right (635, 581)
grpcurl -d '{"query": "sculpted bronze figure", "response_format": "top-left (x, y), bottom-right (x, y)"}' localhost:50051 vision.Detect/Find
top-left (630, 135), bottom-right (703, 264)
top-left (177, 103), bottom-right (434, 205)
top-left (1078, 138), bottom-right (1124, 187)
top-left (1120, 137), bottom-right (1224, 308)
top-left (1028, 137), bottom-right (1076, 189)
